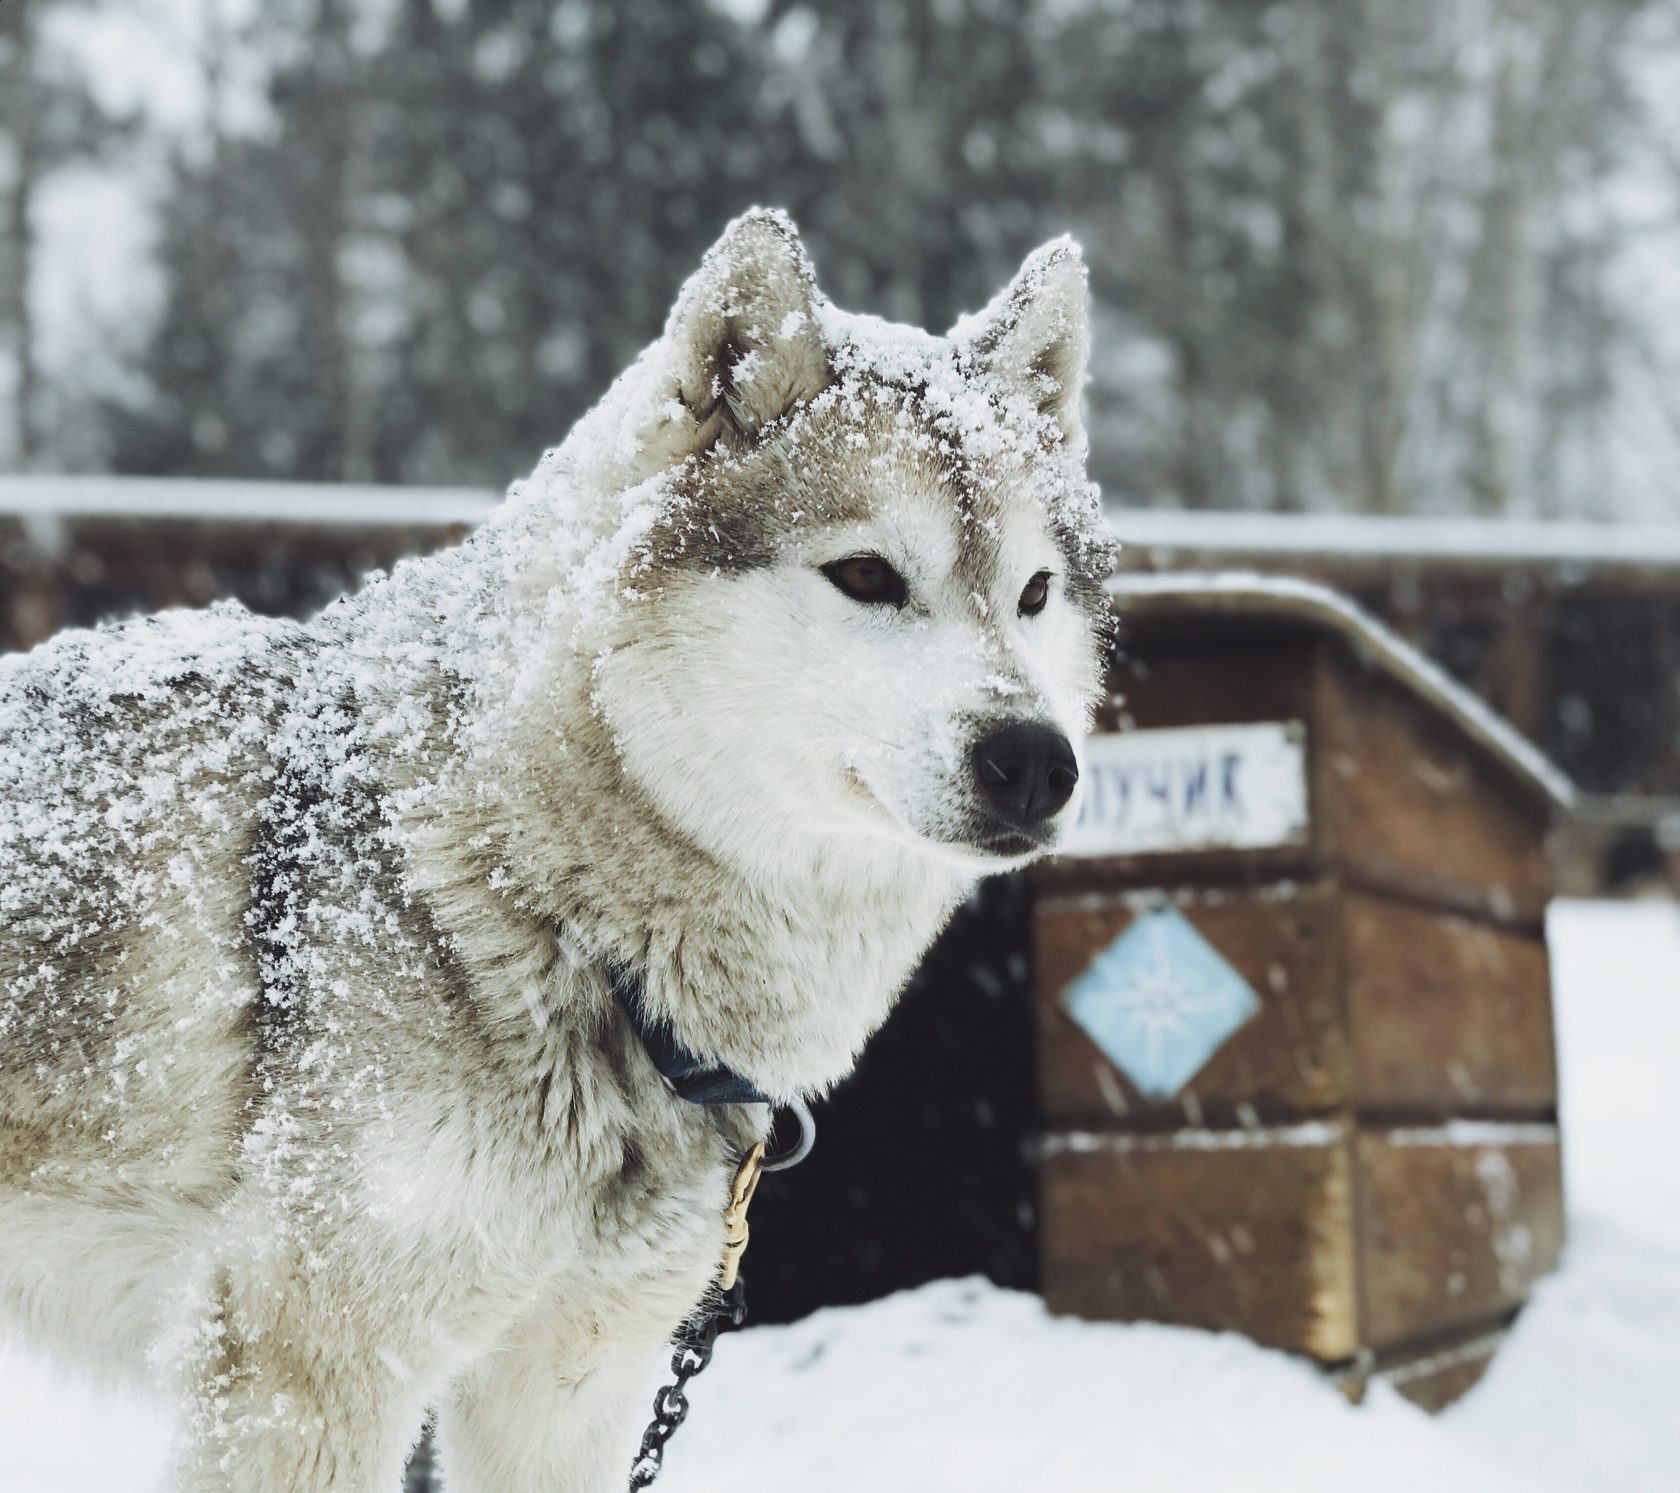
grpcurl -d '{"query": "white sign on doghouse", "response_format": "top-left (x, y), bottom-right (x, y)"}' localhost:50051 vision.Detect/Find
top-left (1061, 721), bottom-right (1309, 857)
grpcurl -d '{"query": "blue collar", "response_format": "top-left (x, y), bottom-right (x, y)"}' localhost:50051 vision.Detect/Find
top-left (609, 965), bottom-right (771, 1107)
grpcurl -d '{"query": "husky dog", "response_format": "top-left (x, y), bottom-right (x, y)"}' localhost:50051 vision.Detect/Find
top-left (0, 211), bottom-right (1113, 1491)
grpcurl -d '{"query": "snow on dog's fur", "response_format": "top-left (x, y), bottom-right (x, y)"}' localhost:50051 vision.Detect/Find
top-left (0, 211), bottom-right (1113, 1491)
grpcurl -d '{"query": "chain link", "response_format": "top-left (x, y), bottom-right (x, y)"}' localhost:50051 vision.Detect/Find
top-left (627, 1276), bottom-right (750, 1489)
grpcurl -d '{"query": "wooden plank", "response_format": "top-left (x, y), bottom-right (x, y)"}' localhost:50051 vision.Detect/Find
top-left (1040, 1125), bottom-right (1359, 1361)
top-left (1376, 1329), bottom-right (1504, 1412)
top-left (1342, 891), bottom-right (1558, 1113)
top-left (1354, 1126), bottom-right (1564, 1350)
top-left (1316, 650), bottom-right (1552, 924)
top-left (1034, 885), bottom-right (1348, 1126)
top-left (1105, 634), bottom-right (1319, 737)
top-left (1033, 843), bottom-right (1314, 895)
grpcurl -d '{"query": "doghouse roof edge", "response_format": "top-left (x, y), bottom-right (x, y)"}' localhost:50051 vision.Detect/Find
top-left (1107, 570), bottom-right (1576, 813)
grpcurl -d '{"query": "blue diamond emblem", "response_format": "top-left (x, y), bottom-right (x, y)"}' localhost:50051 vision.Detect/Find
top-left (1062, 907), bottom-right (1261, 1101)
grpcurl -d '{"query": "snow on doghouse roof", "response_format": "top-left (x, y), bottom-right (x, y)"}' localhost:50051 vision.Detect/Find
top-left (1108, 570), bottom-right (1575, 812)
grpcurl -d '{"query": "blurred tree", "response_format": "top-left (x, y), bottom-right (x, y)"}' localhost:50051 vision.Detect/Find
top-left (755, 0), bottom-right (1050, 329)
top-left (107, 0), bottom-right (363, 479)
top-left (32, 0), bottom-right (1680, 517)
top-left (1520, 0), bottom-right (1651, 520)
top-left (352, 0), bottom-right (775, 486)
top-left (0, 0), bottom-right (125, 467)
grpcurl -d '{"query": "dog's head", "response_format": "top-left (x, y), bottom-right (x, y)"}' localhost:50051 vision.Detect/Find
top-left (577, 211), bottom-right (1115, 879)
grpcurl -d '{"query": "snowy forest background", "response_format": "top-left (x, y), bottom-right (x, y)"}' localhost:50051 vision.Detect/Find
top-left (5, 0), bottom-right (1680, 520)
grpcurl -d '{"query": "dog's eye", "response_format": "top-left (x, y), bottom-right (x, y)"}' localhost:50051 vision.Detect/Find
top-left (822, 555), bottom-right (908, 609)
top-left (1018, 570), bottom-right (1053, 618)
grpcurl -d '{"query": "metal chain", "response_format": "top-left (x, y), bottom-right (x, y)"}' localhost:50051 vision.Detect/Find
top-left (627, 1275), bottom-right (750, 1489)
top-left (628, 1101), bottom-right (812, 1488)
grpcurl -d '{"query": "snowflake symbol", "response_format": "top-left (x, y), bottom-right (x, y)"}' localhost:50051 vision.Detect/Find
top-left (1061, 907), bottom-right (1261, 1101)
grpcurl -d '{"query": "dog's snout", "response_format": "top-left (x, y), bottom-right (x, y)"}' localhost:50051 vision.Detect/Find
top-left (971, 721), bottom-right (1078, 829)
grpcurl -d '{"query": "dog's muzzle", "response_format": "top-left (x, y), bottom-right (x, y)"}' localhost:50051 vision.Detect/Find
top-left (971, 719), bottom-right (1078, 850)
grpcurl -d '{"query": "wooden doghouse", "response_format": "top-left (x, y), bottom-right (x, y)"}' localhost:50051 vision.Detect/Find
top-left (1035, 574), bottom-right (1574, 1409)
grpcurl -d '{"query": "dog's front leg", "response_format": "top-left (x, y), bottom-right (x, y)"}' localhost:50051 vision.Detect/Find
top-left (171, 1353), bottom-right (420, 1493)
top-left (435, 1318), bottom-right (657, 1493)
top-left (166, 1281), bottom-right (424, 1493)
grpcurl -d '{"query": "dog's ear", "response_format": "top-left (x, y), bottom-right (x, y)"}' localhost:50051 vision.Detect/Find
top-left (956, 238), bottom-right (1088, 448)
top-left (662, 209), bottom-right (830, 455)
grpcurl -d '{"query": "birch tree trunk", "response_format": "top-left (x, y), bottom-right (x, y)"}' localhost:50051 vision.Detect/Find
top-left (1, 0), bottom-right (39, 467)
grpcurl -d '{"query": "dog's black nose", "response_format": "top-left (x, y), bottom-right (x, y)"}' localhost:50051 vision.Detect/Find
top-left (972, 721), bottom-right (1079, 829)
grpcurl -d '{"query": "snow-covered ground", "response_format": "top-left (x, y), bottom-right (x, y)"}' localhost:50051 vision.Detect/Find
top-left (2, 900), bottom-right (1676, 1490)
